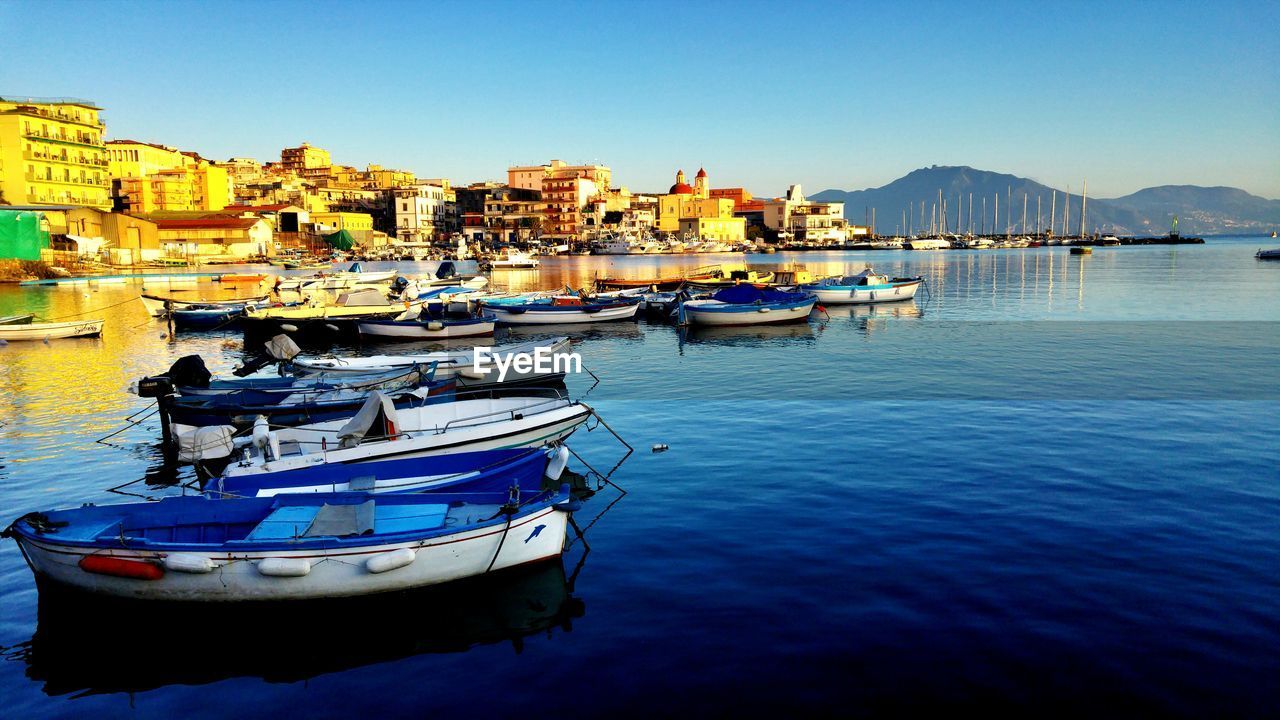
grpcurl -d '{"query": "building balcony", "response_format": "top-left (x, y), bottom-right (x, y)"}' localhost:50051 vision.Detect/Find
top-left (22, 129), bottom-right (105, 147)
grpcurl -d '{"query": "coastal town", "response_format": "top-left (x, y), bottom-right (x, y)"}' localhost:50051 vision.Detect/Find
top-left (0, 95), bottom-right (880, 277)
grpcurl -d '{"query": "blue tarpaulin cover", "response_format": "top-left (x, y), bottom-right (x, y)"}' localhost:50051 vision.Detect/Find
top-left (711, 284), bottom-right (807, 304)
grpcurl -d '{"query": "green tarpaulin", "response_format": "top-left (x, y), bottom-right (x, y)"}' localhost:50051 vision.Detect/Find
top-left (0, 210), bottom-right (51, 261)
top-left (323, 229), bottom-right (355, 250)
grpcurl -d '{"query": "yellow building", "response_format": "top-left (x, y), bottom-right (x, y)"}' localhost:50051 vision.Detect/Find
top-left (111, 142), bottom-right (231, 213)
top-left (312, 211), bottom-right (375, 243)
top-left (281, 143), bottom-right (331, 177)
top-left (0, 96), bottom-right (110, 209)
top-left (656, 168), bottom-right (744, 242)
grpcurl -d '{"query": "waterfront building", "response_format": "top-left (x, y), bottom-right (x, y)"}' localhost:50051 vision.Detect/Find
top-left (540, 174), bottom-right (598, 241)
top-left (214, 157), bottom-right (264, 186)
top-left (63, 207), bottom-right (160, 265)
top-left (656, 168), bottom-right (745, 243)
top-left (507, 159), bottom-right (611, 193)
top-left (393, 181), bottom-right (453, 242)
top-left (763, 184), bottom-right (849, 244)
top-left (108, 140), bottom-right (231, 213)
top-left (153, 216), bottom-right (273, 259)
top-left (0, 96), bottom-right (110, 209)
top-left (311, 211), bottom-right (376, 244)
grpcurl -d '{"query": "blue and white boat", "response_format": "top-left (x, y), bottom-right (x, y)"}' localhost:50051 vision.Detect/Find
top-left (356, 312), bottom-right (496, 341)
top-left (479, 294), bottom-right (640, 325)
top-left (796, 268), bottom-right (922, 305)
top-left (679, 285), bottom-right (816, 326)
top-left (171, 304), bottom-right (247, 330)
top-left (211, 444), bottom-right (568, 498)
top-left (4, 483), bottom-right (579, 601)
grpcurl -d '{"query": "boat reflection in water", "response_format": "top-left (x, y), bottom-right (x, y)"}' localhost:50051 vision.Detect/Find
top-left (818, 300), bottom-right (923, 338)
top-left (503, 322), bottom-right (643, 342)
top-left (15, 558), bottom-right (584, 697)
top-left (679, 320), bottom-right (818, 347)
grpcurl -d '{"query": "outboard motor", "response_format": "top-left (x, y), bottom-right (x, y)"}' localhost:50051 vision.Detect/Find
top-left (164, 355), bottom-right (212, 389)
top-left (390, 276), bottom-right (410, 295)
top-left (233, 334), bottom-right (301, 377)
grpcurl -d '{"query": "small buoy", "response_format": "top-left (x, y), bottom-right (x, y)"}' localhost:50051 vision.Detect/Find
top-left (257, 557), bottom-right (311, 577)
top-left (545, 445), bottom-right (570, 480)
top-left (280, 323), bottom-right (298, 333)
top-left (652, 443), bottom-right (669, 453)
top-left (164, 553), bottom-right (214, 574)
top-left (324, 323), bottom-right (340, 333)
top-left (366, 547), bottom-right (416, 574)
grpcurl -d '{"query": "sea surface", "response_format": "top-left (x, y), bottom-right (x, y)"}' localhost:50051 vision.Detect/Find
top-left (0, 239), bottom-right (1277, 718)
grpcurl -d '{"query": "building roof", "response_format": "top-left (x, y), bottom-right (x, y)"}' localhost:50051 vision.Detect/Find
top-left (696, 168), bottom-right (707, 178)
top-left (222, 203), bottom-right (295, 212)
top-left (669, 183), bottom-right (694, 195)
top-left (107, 139), bottom-right (179, 152)
top-left (153, 217), bottom-right (263, 230)
top-left (0, 96), bottom-right (102, 110)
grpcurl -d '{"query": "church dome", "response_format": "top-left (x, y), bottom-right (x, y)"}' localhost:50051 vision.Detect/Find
top-left (668, 168), bottom-right (693, 194)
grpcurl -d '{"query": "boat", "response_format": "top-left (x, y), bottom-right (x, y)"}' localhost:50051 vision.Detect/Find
top-left (679, 285), bottom-right (816, 326)
top-left (290, 336), bottom-right (573, 388)
top-left (488, 251), bottom-right (539, 269)
top-left (0, 319), bottom-right (104, 341)
top-left (768, 267), bottom-right (822, 288)
top-left (593, 264), bottom-right (723, 291)
top-left (171, 305), bottom-right (245, 331)
top-left (213, 444), bottom-right (566, 499)
top-left (357, 313), bottom-right (497, 341)
top-left (1070, 246), bottom-right (1093, 255)
top-left (0, 314), bottom-right (34, 325)
top-left (796, 269), bottom-right (922, 305)
top-left (1100, 235), bottom-right (1122, 245)
top-left (1255, 248), bottom-right (1280, 260)
top-left (140, 294), bottom-right (270, 318)
top-left (904, 238), bottom-right (950, 250)
top-left (684, 269), bottom-right (776, 291)
top-left (201, 393), bottom-right (593, 478)
top-left (219, 274), bottom-right (268, 284)
top-left (3, 483), bottom-right (579, 601)
top-left (242, 288), bottom-right (420, 339)
top-left (277, 263), bottom-right (397, 293)
top-left (480, 294), bottom-right (640, 325)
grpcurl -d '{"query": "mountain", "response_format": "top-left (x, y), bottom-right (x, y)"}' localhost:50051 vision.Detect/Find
top-left (810, 166), bottom-right (1280, 235)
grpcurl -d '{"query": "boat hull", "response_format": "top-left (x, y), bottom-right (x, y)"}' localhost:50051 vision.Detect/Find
top-left (481, 302), bottom-right (639, 325)
top-left (356, 317), bottom-right (496, 340)
top-left (682, 299), bottom-right (816, 326)
top-left (141, 294), bottom-right (267, 318)
top-left (0, 319), bottom-right (104, 341)
top-left (805, 279), bottom-right (921, 305)
top-left (13, 503), bottom-right (569, 602)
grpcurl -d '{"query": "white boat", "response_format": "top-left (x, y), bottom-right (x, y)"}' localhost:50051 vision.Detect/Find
top-left (1256, 248), bottom-right (1280, 260)
top-left (206, 394), bottom-right (592, 481)
top-left (6, 485), bottom-right (577, 602)
top-left (140, 294), bottom-right (269, 318)
top-left (798, 269), bottom-right (922, 305)
top-left (291, 337), bottom-right (573, 386)
top-left (245, 288), bottom-right (417, 322)
top-left (480, 295), bottom-right (640, 324)
top-left (905, 238), bottom-right (951, 250)
top-left (0, 319), bottom-right (104, 341)
top-left (679, 286), bottom-right (816, 327)
top-left (489, 251), bottom-right (539, 269)
top-left (0, 314), bottom-right (34, 325)
top-left (356, 315), bottom-right (497, 340)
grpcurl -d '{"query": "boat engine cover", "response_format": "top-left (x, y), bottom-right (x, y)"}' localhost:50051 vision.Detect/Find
top-left (166, 355), bottom-right (212, 388)
top-left (136, 375), bottom-right (175, 398)
top-left (264, 334), bottom-right (301, 361)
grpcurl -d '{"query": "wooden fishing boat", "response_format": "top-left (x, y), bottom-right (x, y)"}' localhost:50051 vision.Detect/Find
top-left (4, 484), bottom-right (579, 601)
top-left (796, 269), bottom-right (922, 305)
top-left (684, 269), bottom-right (775, 291)
top-left (0, 319), bottom-right (104, 341)
top-left (357, 313), bottom-right (496, 340)
top-left (171, 306), bottom-right (244, 330)
top-left (0, 314), bottom-right (34, 325)
top-left (480, 295), bottom-right (640, 325)
top-left (593, 264), bottom-right (723, 291)
top-left (679, 285), bottom-right (815, 326)
top-left (140, 294), bottom-right (269, 318)
top-left (219, 274), bottom-right (268, 284)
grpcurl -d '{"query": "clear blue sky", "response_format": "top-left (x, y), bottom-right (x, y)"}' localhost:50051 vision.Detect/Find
top-left (2, 0), bottom-right (1276, 199)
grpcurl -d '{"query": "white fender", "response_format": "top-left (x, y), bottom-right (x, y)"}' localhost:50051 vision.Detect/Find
top-left (164, 553), bottom-right (214, 574)
top-left (426, 321), bottom-right (444, 331)
top-left (258, 557), bottom-right (311, 577)
top-left (365, 547), bottom-right (416, 574)
top-left (545, 445), bottom-right (570, 481)
top-left (252, 416), bottom-right (270, 449)
top-left (280, 323), bottom-right (299, 333)
top-left (758, 307), bottom-right (771, 313)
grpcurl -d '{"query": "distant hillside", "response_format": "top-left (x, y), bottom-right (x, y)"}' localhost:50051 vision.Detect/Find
top-left (811, 166), bottom-right (1280, 235)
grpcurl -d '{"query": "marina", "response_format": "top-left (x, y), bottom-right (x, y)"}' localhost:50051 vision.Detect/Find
top-left (1, 239), bottom-right (1277, 716)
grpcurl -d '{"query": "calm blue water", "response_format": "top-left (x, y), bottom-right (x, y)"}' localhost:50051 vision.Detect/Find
top-left (1, 240), bottom-right (1277, 717)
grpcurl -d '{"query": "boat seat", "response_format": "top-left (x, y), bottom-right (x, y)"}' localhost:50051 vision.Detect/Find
top-left (56, 518), bottom-right (122, 542)
top-left (245, 505), bottom-right (321, 541)
top-left (374, 504), bottom-right (448, 534)
top-left (304, 500), bottom-right (375, 538)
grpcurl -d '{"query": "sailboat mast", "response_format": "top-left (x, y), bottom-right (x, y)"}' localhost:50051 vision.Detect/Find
top-left (1080, 179), bottom-right (1088, 238)
top-left (1022, 193), bottom-right (1028, 235)
top-left (982, 196), bottom-right (987, 235)
top-left (1006, 185), bottom-right (1012, 238)
top-left (1050, 190), bottom-right (1057, 237)
top-left (968, 193), bottom-right (973, 235)
top-left (994, 193), bottom-right (999, 238)
top-left (1037, 195), bottom-right (1042, 235)
top-left (1063, 185), bottom-right (1071, 237)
